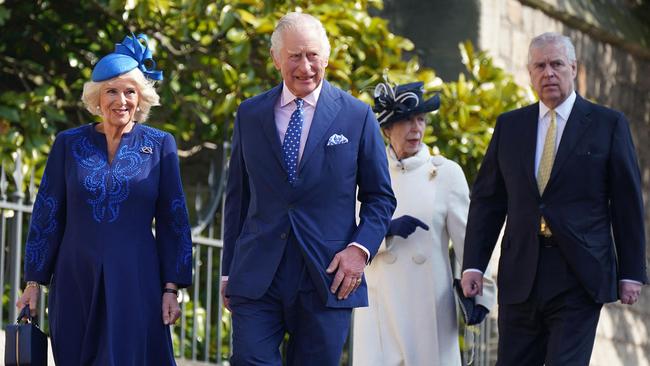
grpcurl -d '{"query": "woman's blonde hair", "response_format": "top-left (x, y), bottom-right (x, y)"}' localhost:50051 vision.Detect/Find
top-left (81, 68), bottom-right (160, 122)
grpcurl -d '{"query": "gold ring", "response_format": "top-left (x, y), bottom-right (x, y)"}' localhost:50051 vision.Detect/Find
top-left (356, 278), bottom-right (362, 284)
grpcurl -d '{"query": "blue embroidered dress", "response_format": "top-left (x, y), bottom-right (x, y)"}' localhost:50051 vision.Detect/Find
top-left (24, 123), bottom-right (192, 365)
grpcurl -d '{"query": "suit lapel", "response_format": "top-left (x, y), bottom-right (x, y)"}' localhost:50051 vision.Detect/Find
top-left (299, 80), bottom-right (341, 171)
top-left (259, 84), bottom-right (285, 170)
top-left (521, 103), bottom-right (540, 196)
top-left (547, 95), bottom-right (592, 187)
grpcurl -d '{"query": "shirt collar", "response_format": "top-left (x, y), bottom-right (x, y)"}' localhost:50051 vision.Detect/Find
top-left (538, 90), bottom-right (576, 121)
top-left (280, 81), bottom-right (323, 108)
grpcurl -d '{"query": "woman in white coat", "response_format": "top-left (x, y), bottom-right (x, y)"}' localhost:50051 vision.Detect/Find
top-left (352, 82), bottom-right (496, 366)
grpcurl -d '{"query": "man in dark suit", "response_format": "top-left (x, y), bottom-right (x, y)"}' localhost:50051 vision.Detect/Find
top-left (461, 32), bottom-right (647, 365)
top-left (220, 12), bottom-right (396, 366)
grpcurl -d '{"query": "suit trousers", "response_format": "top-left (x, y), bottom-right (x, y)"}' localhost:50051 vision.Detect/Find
top-left (496, 238), bottom-right (603, 366)
top-left (229, 233), bottom-right (352, 366)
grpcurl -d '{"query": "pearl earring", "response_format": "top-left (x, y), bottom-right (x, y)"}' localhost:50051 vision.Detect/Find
top-left (96, 105), bottom-right (100, 110)
top-left (136, 107), bottom-right (141, 111)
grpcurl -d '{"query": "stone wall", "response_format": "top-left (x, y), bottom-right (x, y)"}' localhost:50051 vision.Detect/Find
top-left (380, 0), bottom-right (480, 80)
top-left (478, 1), bottom-right (650, 364)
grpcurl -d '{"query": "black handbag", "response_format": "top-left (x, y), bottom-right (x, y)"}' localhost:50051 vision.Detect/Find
top-left (4, 306), bottom-right (48, 366)
top-left (453, 278), bottom-right (479, 325)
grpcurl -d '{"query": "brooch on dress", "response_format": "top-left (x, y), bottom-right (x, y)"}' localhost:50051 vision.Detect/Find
top-left (430, 155), bottom-right (445, 180)
top-left (141, 146), bottom-right (153, 154)
top-left (429, 165), bottom-right (438, 180)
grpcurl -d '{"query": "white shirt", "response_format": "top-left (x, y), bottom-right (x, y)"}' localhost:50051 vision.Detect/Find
top-left (274, 81), bottom-right (322, 163)
top-left (535, 91), bottom-right (575, 176)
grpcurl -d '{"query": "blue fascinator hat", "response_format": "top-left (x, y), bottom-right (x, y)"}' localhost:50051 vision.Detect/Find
top-left (91, 33), bottom-right (163, 82)
top-left (373, 81), bottom-right (440, 127)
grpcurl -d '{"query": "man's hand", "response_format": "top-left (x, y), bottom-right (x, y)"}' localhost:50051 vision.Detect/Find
top-left (461, 271), bottom-right (483, 297)
top-left (326, 244), bottom-right (367, 300)
top-left (221, 280), bottom-right (231, 311)
top-left (619, 281), bottom-right (642, 305)
top-left (387, 215), bottom-right (429, 239)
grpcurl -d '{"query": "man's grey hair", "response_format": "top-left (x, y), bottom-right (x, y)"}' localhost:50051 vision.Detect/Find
top-left (270, 12), bottom-right (331, 58)
top-left (528, 32), bottom-right (576, 64)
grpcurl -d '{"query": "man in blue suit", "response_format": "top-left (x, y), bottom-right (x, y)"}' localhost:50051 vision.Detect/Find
top-left (220, 12), bottom-right (396, 365)
top-left (461, 33), bottom-right (647, 365)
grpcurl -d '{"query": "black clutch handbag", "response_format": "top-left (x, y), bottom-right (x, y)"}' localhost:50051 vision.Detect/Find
top-left (4, 306), bottom-right (48, 366)
top-left (453, 278), bottom-right (478, 325)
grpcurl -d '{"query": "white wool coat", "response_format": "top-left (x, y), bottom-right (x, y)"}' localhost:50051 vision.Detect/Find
top-left (352, 144), bottom-right (496, 366)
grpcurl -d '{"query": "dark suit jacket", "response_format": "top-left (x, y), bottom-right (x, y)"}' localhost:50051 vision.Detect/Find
top-left (222, 80), bottom-right (396, 308)
top-left (463, 95), bottom-right (647, 304)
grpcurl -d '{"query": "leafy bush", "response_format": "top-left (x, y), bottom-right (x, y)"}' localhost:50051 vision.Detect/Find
top-left (426, 41), bottom-right (533, 184)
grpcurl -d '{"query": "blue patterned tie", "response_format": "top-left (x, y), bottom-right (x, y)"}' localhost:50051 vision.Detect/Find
top-left (282, 98), bottom-right (304, 184)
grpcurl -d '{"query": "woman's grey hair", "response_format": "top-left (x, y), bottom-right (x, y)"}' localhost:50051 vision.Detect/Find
top-left (528, 32), bottom-right (576, 64)
top-left (270, 12), bottom-right (331, 58)
top-left (81, 68), bottom-right (160, 122)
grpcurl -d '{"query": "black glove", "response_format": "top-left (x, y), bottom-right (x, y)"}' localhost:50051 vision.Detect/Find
top-left (386, 215), bottom-right (429, 239)
top-left (467, 304), bottom-right (489, 325)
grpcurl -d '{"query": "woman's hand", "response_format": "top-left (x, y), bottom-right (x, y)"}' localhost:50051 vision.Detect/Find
top-left (386, 215), bottom-right (429, 239)
top-left (162, 283), bottom-right (181, 325)
top-left (15, 283), bottom-right (40, 318)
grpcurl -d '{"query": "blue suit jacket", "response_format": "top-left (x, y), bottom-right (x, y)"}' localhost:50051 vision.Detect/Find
top-left (463, 95), bottom-right (648, 304)
top-left (222, 80), bottom-right (396, 308)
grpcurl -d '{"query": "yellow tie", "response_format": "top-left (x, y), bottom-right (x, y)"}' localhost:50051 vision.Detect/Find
top-left (538, 110), bottom-right (556, 236)
top-left (537, 110), bottom-right (557, 193)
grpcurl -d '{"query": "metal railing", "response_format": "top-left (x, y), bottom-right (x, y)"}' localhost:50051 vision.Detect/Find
top-left (0, 147), bottom-right (495, 365)
top-left (0, 146), bottom-right (232, 365)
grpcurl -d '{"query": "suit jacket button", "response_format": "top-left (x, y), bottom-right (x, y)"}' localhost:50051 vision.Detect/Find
top-left (412, 254), bottom-right (427, 264)
top-left (280, 233), bottom-right (288, 240)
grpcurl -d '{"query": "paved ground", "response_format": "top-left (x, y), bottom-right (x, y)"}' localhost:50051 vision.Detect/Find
top-left (1, 330), bottom-right (218, 365)
top-left (177, 361), bottom-right (220, 366)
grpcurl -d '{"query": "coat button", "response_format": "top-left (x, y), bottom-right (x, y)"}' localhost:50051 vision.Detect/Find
top-left (280, 233), bottom-right (287, 240)
top-left (412, 254), bottom-right (427, 264)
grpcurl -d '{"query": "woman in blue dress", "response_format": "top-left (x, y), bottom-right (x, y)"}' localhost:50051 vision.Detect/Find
top-left (15, 33), bottom-right (192, 365)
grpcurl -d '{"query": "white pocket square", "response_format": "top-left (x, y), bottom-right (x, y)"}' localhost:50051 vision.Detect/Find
top-left (327, 134), bottom-right (349, 146)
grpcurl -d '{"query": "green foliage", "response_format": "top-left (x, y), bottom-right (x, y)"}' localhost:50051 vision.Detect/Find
top-left (0, 0), bottom-right (432, 176)
top-left (0, 1), bottom-right (527, 187)
top-left (424, 41), bottom-right (533, 184)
